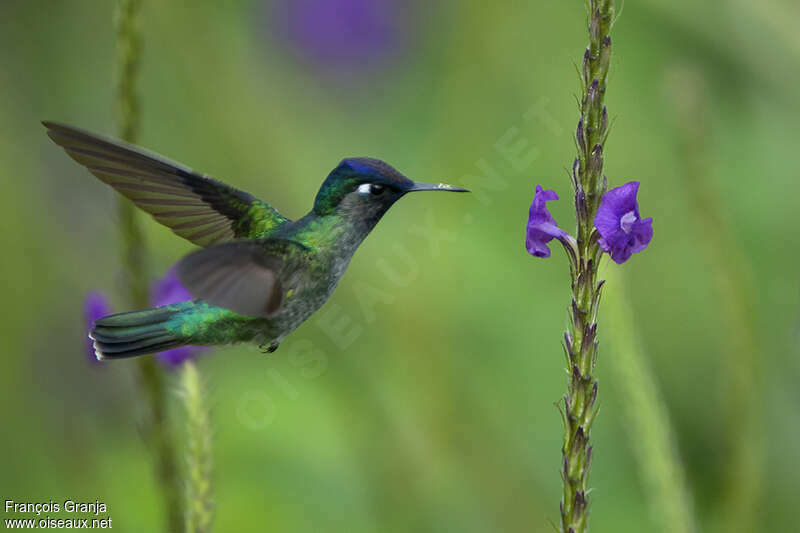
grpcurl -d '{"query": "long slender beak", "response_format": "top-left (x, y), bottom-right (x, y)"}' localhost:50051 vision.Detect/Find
top-left (407, 181), bottom-right (470, 193)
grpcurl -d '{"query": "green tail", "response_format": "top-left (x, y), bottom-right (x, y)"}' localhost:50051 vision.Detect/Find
top-left (90, 301), bottom-right (265, 360)
top-left (90, 305), bottom-right (189, 360)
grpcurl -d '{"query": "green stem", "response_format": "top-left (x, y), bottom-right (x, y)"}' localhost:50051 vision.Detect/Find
top-left (667, 67), bottom-right (763, 533)
top-left (115, 1), bottom-right (183, 532)
top-left (603, 268), bottom-right (696, 533)
top-left (559, 2), bottom-right (614, 531)
top-left (135, 358), bottom-right (184, 533)
top-left (181, 361), bottom-right (215, 533)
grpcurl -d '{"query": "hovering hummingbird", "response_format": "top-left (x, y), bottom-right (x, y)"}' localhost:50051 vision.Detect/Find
top-left (43, 122), bottom-right (468, 360)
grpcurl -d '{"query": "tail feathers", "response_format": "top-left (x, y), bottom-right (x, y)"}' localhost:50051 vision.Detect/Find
top-left (90, 307), bottom-right (186, 360)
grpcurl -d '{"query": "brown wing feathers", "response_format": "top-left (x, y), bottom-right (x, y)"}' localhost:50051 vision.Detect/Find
top-left (43, 121), bottom-right (281, 247)
top-left (175, 239), bottom-right (311, 317)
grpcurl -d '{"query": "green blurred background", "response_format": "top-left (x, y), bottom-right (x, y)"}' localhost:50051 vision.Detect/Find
top-left (1, 0), bottom-right (798, 531)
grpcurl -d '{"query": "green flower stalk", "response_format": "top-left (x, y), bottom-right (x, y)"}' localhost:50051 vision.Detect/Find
top-left (181, 361), bottom-right (215, 533)
top-left (559, 3), bottom-right (614, 530)
top-left (115, 1), bottom-right (184, 531)
top-left (667, 67), bottom-right (763, 533)
top-left (525, 2), bottom-right (653, 531)
top-left (603, 268), bottom-right (696, 533)
top-left (115, 0), bottom-right (148, 307)
top-left (135, 360), bottom-right (184, 533)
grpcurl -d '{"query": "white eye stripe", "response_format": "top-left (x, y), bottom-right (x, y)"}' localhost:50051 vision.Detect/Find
top-left (357, 183), bottom-right (385, 196)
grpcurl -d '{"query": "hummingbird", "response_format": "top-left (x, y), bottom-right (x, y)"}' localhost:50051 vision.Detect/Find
top-left (43, 122), bottom-right (468, 360)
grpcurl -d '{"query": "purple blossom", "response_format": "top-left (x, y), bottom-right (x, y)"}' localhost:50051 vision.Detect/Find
top-left (151, 266), bottom-right (194, 307)
top-left (83, 291), bottom-right (112, 363)
top-left (526, 185), bottom-right (568, 258)
top-left (156, 342), bottom-right (202, 367)
top-left (594, 181), bottom-right (653, 264)
top-left (273, 0), bottom-right (410, 79)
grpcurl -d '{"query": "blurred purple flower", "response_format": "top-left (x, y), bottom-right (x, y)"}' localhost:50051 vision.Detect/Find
top-left (526, 185), bottom-right (568, 258)
top-left (83, 291), bottom-right (112, 364)
top-left (151, 266), bottom-right (194, 307)
top-left (274, 0), bottom-right (410, 76)
top-left (82, 267), bottom-right (207, 368)
top-left (156, 342), bottom-right (202, 367)
top-left (594, 181), bottom-right (653, 264)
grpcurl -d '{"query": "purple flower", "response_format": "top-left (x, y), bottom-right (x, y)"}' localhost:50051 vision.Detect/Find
top-left (273, 0), bottom-right (411, 79)
top-left (150, 267), bottom-right (207, 367)
top-left (151, 266), bottom-right (194, 307)
top-left (83, 291), bottom-right (113, 363)
top-left (526, 185), bottom-right (568, 258)
top-left (156, 343), bottom-right (202, 367)
top-left (594, 181), bottom-right (653, 264)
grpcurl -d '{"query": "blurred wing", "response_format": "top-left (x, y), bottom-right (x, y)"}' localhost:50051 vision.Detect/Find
top-left (43, 121), bottom-right (289, 247)
top-left (176, 238), bottom-right (312, 317)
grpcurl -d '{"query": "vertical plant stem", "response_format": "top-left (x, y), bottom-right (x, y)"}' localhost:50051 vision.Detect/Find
top-left (181, 361), bottom-right (215, 533)
top-left (115, 0), bottom-right (147, 307)
top-left (115, 2), bottom-right (184, 532)
top-left (559, 2), bottom-right (614, 531)
top-left (135, 359), bottom-right (184, 533)
top-left (603, 268), bottom-right (696, 533)
top-left (667, 67), bottom-right (763, 533)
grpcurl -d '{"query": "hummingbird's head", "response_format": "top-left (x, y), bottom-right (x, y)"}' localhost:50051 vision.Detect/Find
top-left (313, 157), bottom-right (468, 222)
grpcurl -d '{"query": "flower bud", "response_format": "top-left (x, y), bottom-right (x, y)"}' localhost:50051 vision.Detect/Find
top-left (600, 106), bottom-right (608, 136)
top-left (572, 158), bottom-right (581, 186)
top-left (589, 10), bottom-right (600, 44)
top-left (582, 48), bottom-right (591, 84)
top-left (589, 144), bottom-right (603, 176)
top-left (576, 119), bottom-right (586, 153)
top-left (597, 36), bottom-right (612, 81)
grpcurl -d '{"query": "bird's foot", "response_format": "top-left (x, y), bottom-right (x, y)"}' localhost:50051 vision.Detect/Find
top-left (259, 341), bottom-right (280, 354)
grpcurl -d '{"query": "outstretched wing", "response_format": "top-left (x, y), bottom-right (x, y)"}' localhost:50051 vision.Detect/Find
top-left (43, 121), bottom-right (289, 247)
top-left (176, 238), bottom-right (313, 317)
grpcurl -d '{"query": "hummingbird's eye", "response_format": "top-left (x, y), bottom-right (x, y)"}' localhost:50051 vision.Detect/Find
top-left (357, 183), bottom-right (384, 196)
